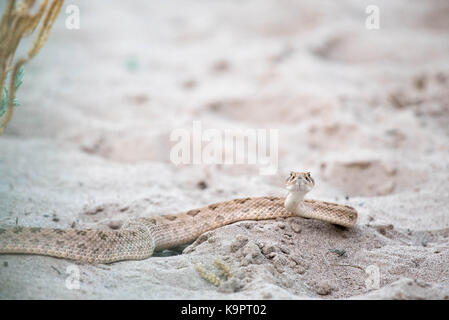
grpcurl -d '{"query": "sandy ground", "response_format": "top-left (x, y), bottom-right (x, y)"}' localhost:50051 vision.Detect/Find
top-left (1, 0), bottom-right (449, 299)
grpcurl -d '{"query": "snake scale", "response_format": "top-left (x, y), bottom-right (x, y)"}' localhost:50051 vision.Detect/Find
top-left (0, 172), bottom-right (357, 264)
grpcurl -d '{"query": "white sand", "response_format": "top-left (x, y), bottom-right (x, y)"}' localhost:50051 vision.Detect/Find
top-left (1, 0), bottom-right (449, 299)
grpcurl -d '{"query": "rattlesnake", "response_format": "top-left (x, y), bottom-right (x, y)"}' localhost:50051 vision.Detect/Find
top-left (0, 172), bottom-right (357, 264)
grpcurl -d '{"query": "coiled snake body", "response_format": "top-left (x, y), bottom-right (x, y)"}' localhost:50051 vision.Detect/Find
top-left (0, 172), bottom-right (357, 264)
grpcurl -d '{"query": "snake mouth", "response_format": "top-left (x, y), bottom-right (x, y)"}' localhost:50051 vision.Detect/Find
top-left (286, 183), bottom-right (300, 192)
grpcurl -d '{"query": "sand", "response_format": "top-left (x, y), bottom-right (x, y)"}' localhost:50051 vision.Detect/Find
top-left (0, 0), bottom-right (449, 299)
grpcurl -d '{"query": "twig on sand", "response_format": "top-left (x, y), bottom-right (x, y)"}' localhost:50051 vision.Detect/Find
top-left (323, 249), bottom-right (364, 271)
top-left (50, 265), bottom-right (61, 275)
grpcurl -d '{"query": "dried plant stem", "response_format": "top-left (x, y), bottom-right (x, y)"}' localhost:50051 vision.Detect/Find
top-left (213, 259), bottom-right (233, 280)
top-left (0, 0), bottom-right (64, 135)
top-left (196, 263), bottom-right (221, 287)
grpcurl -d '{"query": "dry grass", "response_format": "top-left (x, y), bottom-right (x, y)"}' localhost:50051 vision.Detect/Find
top-left (196, 263), bottom-right (221, 287)
top-left (0, 0), bottom-right (63, 135)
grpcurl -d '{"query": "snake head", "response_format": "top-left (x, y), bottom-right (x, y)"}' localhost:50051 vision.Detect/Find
top-left (286, 171), bottom-right (315, 193)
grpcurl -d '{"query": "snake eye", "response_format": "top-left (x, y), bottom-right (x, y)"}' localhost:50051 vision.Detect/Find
top-left (304, 172), bottom-right (312, 182)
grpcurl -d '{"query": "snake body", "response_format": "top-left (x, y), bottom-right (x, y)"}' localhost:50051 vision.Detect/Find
top-left (0, 196), bottom-right (357, 264)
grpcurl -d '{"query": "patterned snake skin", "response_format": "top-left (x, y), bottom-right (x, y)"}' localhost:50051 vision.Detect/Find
top-left (0, 196), bottom-right (357, 264)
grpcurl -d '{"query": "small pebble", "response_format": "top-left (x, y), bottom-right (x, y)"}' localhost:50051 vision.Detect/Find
top-left (315, 280), bottom-right (333, 296)
top-left (289, 220), bottom-right (302, 233)
top-left (376, 224), bottom-right (394, 235)
top-left (280, 246), bottom-right (290, 254)
top-left (262, 292), bottom-right (272, 299)
top-left (197, 181), bottom-right (208, 190)
top-left (413, 75), bottom-right (426, 90)
top-left (230, 235), bottom-right (248, 253)
top-left (262, 245), bottom-right (277, 256)
top-left (108, 221), bottom-right (122, 230)
top-left (296, 266), bottom-right (306, 274)
top-left (267, 252), bottom-right (276, 259)
top-left (273, 255), bottom-right (288, 273)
